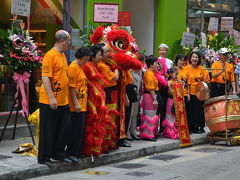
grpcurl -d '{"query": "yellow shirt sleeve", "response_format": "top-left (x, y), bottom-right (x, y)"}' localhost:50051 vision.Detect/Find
top-left (97, 62), bottom-right (115, 81)
top-left (68, 64), bottom-right (77, 88)
top-left (145, 73), bottom-right (155, 90)
top-left (42, 53), bottom-right (53, 77)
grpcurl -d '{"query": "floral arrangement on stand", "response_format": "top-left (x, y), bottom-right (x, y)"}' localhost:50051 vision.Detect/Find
top-left (0, 20), bottom-right (43, 117)
top-left (181, 31), bottom-right (240, 68)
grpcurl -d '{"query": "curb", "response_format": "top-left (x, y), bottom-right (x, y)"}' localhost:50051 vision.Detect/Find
top-left (0, 124), bottom-right (36, 141)
top-left (0, 134), bottom-right (208, 180)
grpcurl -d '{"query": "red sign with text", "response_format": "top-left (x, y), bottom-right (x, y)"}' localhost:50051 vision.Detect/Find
top-left (117, 12), bottom-right (131, 26)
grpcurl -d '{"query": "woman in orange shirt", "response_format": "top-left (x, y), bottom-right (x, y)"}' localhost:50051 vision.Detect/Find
top-left (66, 47), bottom-right (90, 162)
top-left (140, 55), bottom-right (159, 141)
top-left (185, 52), bottom-right (206, 134)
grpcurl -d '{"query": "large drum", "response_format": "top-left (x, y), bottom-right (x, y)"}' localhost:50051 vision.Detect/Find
top-left (204, 95), bottom-right (240, 134)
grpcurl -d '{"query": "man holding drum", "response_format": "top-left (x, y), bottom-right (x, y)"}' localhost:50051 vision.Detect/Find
top-left (210, 48), bottom-right (236, 97)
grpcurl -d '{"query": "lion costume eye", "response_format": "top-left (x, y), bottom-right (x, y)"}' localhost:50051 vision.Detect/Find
top-left (112, 38), bottom-right (127, 50)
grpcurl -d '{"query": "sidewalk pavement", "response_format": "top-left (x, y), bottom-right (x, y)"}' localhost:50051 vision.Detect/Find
top-left (0, 133), bottom-right (209, 180)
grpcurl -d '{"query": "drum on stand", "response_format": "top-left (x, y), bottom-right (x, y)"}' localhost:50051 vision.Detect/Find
top-left (204, 95), bottom-right (240, 134)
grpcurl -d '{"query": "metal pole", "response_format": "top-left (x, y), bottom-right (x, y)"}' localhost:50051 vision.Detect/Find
top-left (63, 0), bottom-right (66, 30)
top-left (66, 0), bottom-right (71, 63)
top-left (83, 0), bottom-right (87, 35)
top-left (201, 0), bottom-right (205, 32)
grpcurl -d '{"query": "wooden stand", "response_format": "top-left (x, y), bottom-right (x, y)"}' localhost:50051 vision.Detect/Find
top-left (0, 91), bottom-right (35, 145)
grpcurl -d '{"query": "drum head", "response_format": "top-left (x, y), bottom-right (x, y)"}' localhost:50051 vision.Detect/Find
top-left (196, 82), bottom-right (210, 101)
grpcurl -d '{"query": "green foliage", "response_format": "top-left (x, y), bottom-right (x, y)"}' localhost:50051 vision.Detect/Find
top-left (168, 39), bottom-right (184, 63)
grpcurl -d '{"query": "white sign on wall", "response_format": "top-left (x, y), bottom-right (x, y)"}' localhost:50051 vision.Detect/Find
top-left (11, 0), bottom-right (31, 17)
top-left (221, 17), bottom-right (234, 31)
top-left (94, 3), bottom-right (119, 23)
top-left (229, 29), bottom-right (240, 45)
top-left (180, 32), bottom-right (196, 47)
top-left (201, 32), bottom-right (207, 47)
top-left (208, 17), bottom-right (219, 31)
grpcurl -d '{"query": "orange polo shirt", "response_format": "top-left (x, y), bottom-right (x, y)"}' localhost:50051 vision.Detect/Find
top-left (144, 69), bottom-right (159, 91)
top-left (97, 61), bottom-right (117, 87)
top-left (39, 48), bottom-right (69, 106)
top-left (178, 66), bottom-right (188, 96)
top-left (125, 69), bottom-right (133, 85)
top-left (211, 61), bottom-right (235, 83)
top-left (68, 61), bottom-right (88, 112)
top-left (185, 65), bottom-right (205, 95)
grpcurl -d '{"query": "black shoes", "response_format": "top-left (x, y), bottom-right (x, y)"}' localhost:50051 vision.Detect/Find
top-left (117, 139), bottom-right (131, 147)
top-left (69, 156), bottom-right (79, 164)
top-left (103, 151), bottom-right (110, 154)
top-left (38, 160), bottom-right (54, 167)
top-left (131, 134), bottom-right (140, 140)
top-left (200, 128), bottom-right (205, 133)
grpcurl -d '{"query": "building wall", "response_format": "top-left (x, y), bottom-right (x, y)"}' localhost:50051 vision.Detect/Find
top-left (155, 0), bottom-right (187, 58)
top-left (71, 0), bottom-right (83, 29)
top-left (122, 0), bottom-right (155, 55)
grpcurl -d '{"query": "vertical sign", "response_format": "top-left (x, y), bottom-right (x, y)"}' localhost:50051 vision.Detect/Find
top-left (11, 0), bottom-right (31, 17)
top-left (208, 17), bottom-right (219, 31)
top-left (221, 17), bottom-right (234, 31)
top-left (117, 12), bottom-right (131, 26)
top-left (229, 29), bottom-right (240, 45)
top-left (201, 32), bottom-right (207, 47)
top-left (94, 3), bottom-right (119, 23)
top-left (180, 32), bottom-right (196, 47)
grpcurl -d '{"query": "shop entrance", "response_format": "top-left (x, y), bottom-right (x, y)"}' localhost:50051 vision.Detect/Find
top-left (122, 0), bottom-right (155, 55)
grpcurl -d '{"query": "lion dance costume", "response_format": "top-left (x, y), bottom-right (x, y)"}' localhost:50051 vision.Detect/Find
top-left (89, 25), bottom-right (143, 150)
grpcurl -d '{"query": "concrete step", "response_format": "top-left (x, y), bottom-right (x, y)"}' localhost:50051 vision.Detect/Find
top-left (0, 133), bottom-right (208, 180)
top-left (0, 124), bottom-right (36, 141)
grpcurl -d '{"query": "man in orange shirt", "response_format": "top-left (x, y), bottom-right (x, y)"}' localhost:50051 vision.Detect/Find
top-left (38, 30), bottom-right (72, 165)
top-left (97, 44), bottom-right (122, 151)
top-left (211, 48), bottom-right (236, 97)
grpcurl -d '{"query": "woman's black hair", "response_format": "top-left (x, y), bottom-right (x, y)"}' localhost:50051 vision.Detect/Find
top-left (145, 55), bottom-right (158, 68)
top-left (75, 47), bottom-right (90, 59)
top-left (189, 51), bottom-right (201, 65)
top-left (168, 67), bottom-right (178, 80)
top-left (175, 54), bottom-right (185, 65)
top-left (139, 53), bottom-right (146, 62)
top-left (89, 45), bottom-right (102, 61)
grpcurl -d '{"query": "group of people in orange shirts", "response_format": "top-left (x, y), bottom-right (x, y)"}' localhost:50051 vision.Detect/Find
top-left (37, 30), bottom-right (236, 166)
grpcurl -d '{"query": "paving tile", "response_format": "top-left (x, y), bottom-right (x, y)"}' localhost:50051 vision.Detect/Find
top-left (148, 154), bottom-right (181, 161)
top-left (193, 148), bottom-right (232, 153)
top-left (125, 171), bottom-right (153, 177)
top-left (114, 163), bottom-right (148, 169)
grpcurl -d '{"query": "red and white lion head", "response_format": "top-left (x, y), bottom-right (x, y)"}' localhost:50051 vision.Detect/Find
top-left (90, 24), bottom-right (142, 70)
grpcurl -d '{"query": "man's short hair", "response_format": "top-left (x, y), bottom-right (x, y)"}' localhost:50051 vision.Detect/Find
top-left (55, 31), bottom-right (68, 43)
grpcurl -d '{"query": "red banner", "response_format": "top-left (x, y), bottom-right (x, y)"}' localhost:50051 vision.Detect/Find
top-left (172, 83), bottom-right (192, 147)
top-left (117, 12), bottom-right (131, 26)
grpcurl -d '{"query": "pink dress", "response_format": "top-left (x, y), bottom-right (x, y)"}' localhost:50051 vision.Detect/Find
top-left (162, 81), bottom-right (179, 139)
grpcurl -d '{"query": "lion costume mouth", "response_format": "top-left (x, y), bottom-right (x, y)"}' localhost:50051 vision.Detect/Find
top-left (90, 25), bottom-right (143, 70)
top-left (113, 52), bottom-right (143, 70)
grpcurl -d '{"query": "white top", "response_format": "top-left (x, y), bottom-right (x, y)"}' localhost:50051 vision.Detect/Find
top-left (165, 58), bottom-right (173, 69)
top-left (130, 70), bottom-right (141, 99)
top-left (159, 57), bottom-right (173, 69)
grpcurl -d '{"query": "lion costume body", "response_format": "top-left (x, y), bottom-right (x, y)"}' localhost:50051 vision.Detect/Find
top-left (83, 25), bottom-right (142, 155)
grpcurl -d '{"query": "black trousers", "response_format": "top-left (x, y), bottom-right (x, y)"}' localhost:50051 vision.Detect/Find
top-left (210, 82), bottom-right (225, 97)
top-left (188, 95), bottom-right (205, 133)
top-left (125, 102), bottom-right (132, 136)
top-left (158, 87), bottom-right (168, 132)
top-left (38, 103), bottom-right (71, 163)
top-left (184, 96), bottom-right (191, 132)
top-left (66, 112), bottom-right (86, 156)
